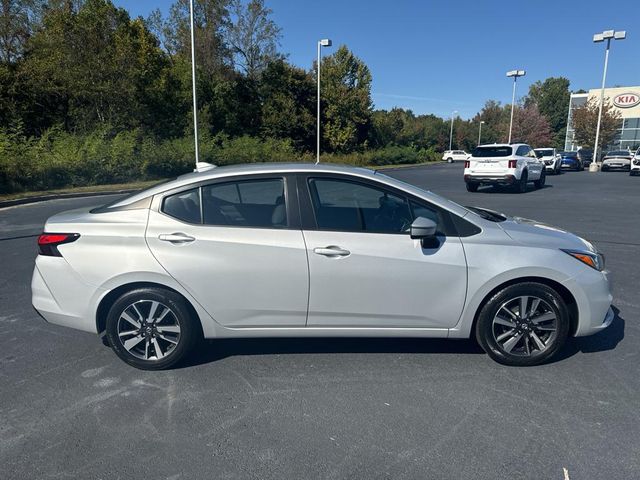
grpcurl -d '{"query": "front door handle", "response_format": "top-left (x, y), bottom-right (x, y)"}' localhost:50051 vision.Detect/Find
top-left (158, 233), bottom-right (196, 244)
top-left (313, 246), bottom-right (350, 257)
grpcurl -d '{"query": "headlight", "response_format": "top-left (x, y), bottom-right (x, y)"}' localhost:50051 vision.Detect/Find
top-left (562, 249), bottom-right (605, 271)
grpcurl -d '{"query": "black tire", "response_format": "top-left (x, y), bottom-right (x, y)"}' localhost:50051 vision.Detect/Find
top-left (601, 165), bottom-right (609, 172)
top-left (105, 287), bottom-right (200, 370)
top-left (475, 282), bottom-right (570, 366)
top-left (466, 182), bottom-right (479, 192)
top-left (533, 169), bottom-right (546, 189)
top-left (447, 157), bottom-right (453, 163)
top-left (516, 170), bottom-right (528, 193)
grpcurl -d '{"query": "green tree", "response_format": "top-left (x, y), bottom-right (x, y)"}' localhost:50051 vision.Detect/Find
top-left (525, 77), bottom-right (570, 148)
top-left (163, 0), bottom-right (231, 76)
top-left (225, 0), bottom-right (281, 78)
top-left (20, 0), bottom-right (171, 134)
top-left (319, 45), bottom-right (372, 153)
top-left (572, 98), bottom-right (621, 153)
top-left (258, 59), bottom-right (314, 150)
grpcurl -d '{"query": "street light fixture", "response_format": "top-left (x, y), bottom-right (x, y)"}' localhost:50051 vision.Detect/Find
top-left (592, 29), bottom-right (626, 168)
top-left (506, 69), bottom-right (526, 143)
top-left (449, 111), bottom-right (458, 151)
top-left (316, 38), bottom-right (332, 164)
top-left (478, 120), bottom-right (485, 146)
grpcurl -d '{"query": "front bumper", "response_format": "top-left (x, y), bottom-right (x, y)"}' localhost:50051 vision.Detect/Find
top-left (566, 268), bottom-right (614, 337)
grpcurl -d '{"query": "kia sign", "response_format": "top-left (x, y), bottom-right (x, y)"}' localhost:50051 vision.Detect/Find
top-left (613, 93), bottom-right (640, 108)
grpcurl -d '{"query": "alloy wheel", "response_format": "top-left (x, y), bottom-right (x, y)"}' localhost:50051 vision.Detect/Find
top-left (116, 300), bottom-right (181, 361)
top-left (491, 295), bottom-right (558, 357)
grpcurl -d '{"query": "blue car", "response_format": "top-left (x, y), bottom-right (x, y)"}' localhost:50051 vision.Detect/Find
top-left (559, 151), bottom-right (583, 171)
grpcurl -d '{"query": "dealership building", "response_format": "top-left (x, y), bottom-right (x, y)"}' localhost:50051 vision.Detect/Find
top-left (564, 85), bottom-right (640, 153)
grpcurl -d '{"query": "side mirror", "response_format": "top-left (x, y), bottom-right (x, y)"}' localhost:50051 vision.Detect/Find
top-left (410, 217), bottom-right (437, 239)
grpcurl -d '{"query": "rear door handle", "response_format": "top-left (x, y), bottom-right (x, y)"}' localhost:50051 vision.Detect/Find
top-left (158, 233), bottom-right (196, 244)
top-left (313, 246), bottom-right (350, 257)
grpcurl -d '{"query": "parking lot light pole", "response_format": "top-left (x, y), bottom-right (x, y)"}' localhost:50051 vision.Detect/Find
top-left (189, 0), bottom-right (199, 167)
top-left (449, 111), bottom-right (458, 151)
top-left (506, 70), bottom-right (526, 143)
top-left (316, 38), bottom-right (332, 164)
top-left (478, 120), bottom-right (485, 146)
top-left (592, 30), bottom-right (626, 169)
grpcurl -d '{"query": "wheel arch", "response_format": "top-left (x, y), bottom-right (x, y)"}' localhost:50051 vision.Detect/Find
top-left (469, 276), bottom-right (579, 338)
top-left (96, 281), bottom-right (204, 339)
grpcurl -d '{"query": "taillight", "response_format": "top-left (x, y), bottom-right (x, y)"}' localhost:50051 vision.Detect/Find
top-left (464, 161), bottom-right (470, 168)
top-left (38, 233), bottom-right (80, 257)
top-left (508, 160), bottom-right (518, 168)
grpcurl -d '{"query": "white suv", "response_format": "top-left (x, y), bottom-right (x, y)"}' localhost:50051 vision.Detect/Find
top-left (464, 144), bottom-right (545, 193)
top-left (534, 147), bottom-right (561, 174)
top-left (631, 147), bottom-right (640, 176)
top-left (442, 150), bottom-right (470, 163)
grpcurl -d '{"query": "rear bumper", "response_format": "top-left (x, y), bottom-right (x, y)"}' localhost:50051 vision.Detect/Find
top-left (31, 259), bottom-right (100, 334)
top-left (464, 174), bottom-right (516, 185)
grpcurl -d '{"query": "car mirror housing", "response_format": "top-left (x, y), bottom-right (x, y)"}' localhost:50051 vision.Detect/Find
top-left (410, 217), bottom-right (437, 239)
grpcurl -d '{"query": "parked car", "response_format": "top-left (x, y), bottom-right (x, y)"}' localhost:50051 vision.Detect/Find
top-left (559, 152), bottom-right (583, 171)
top-left (32, 163), bottom-right (612, 369)
top-left (601, 150), bottom-right (633, 171)
top-left (442, 150), bottom-right (470, 163)
top-left (464, 143), bottom-right (545, 193)
top-left (631, 147), bottom-right (640, 176)
top-left (577, 148), bottom-right (593, 167)
top-left (534, 148), bottom-right (561, 174)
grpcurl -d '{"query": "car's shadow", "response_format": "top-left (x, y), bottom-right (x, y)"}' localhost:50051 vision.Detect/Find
top-left (179, 305), bottom-right (625, 368)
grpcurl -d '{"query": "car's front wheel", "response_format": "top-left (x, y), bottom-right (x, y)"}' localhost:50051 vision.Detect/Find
top-left (447, 157), bottom-right (453, 163)
top-left (475, 282), bottom-right (570, 366)
top-left (105, 287), bottom-right (200, 370)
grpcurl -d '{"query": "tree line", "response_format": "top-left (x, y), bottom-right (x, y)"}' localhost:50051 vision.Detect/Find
top-left (1, 0), bottom-right (585, 193)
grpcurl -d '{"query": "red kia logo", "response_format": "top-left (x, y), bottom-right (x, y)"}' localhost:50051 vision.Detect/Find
top-left (613, 93), bottom-right (640, 108)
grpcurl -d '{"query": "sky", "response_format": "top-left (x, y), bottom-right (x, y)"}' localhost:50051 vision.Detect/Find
top-left (114, 0), bottom-right (640, 119)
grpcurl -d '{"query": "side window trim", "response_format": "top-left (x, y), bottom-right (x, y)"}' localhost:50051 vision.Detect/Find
top-left (158, 173), bottom-right (301, 229)
top-left (298, 173), bottom-right (461, 237)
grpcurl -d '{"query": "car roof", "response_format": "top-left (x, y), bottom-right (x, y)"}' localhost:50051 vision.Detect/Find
top-left (105, 162), bottom-right (471, 218)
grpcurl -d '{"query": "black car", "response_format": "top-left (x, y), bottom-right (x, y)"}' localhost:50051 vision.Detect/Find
top-left (577, 148), bottom-right (593, 167)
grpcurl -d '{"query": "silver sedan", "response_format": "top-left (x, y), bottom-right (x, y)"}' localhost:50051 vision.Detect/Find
top-left (32, 163), bottom-right (613, 369)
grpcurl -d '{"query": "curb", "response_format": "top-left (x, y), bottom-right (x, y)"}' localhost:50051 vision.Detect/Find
top-left (0, 189), bottom-right (138, 209)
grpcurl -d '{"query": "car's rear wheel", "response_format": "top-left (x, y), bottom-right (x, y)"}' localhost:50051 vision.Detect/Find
top-left (105, 287), bottom-right (199, 370)
top-left (475, 282), bottom-right (570, 366)
top-left (534, 169), bottom-right (546, 189)
top-left (516, 170), bottom-right (528, 193)
top-left (466, 182), bottom-right (479, 192)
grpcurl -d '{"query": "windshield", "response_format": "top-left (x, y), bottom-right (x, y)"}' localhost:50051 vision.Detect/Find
top-left (560, 152), bottom-right (577, 158)
top-left (472, 146), bottom-right (512, 157)
top-left (606, 151), bottom-right (630, 157)
top-left (534, 149), bottom-right (553, 158)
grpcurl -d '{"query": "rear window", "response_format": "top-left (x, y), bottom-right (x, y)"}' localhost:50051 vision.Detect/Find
top-left (560, 152), bottom-right (578, 158)
top-left (534, 149), bottom-right (553, 158)
top-left (472, 146), bottom-right (513, 157)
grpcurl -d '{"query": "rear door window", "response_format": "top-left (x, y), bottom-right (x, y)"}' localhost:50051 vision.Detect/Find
top-left (162, 188), bottom-right (201, 224)
top-left (202, 178), bottom-right (287, 228)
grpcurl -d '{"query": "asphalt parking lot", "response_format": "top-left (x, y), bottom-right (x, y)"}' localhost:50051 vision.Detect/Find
top-left (1, 163), bottom-right (638, 480)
